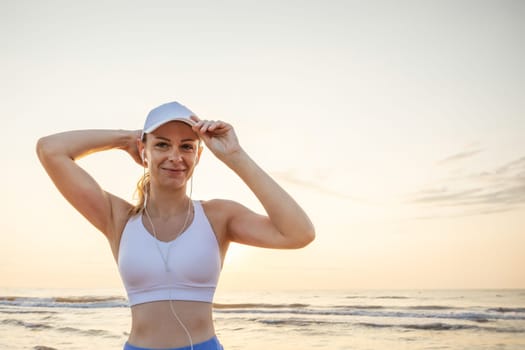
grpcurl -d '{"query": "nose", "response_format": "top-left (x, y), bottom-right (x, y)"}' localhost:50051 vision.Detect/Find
top-left (168, 149), bottom-right (182, 161)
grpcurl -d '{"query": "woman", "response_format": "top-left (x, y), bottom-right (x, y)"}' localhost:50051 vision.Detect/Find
top-left (36, 101), bottom-right (315, 350)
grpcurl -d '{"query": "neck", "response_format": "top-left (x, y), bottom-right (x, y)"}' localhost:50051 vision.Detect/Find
top-left (146, 187), bottom-right (191, 220)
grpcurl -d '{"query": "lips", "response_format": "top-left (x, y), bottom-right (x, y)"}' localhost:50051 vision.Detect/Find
top-left (160, 167), bottom-right (186, 175)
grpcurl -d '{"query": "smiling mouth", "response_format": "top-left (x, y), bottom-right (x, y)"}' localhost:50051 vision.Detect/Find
top-left (161, 167), bottom-right (186, 174)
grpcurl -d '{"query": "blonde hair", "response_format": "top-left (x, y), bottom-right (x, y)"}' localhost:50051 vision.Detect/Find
top-left (129, 134), bottom-right (150, 216)
top-left (129, 170), bottom-right (150, 216)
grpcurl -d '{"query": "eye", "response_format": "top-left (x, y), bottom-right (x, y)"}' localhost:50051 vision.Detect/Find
top-left (181, 143), bottom-right (195, 152)
top-left (155, 142), bottom-right (170, 149)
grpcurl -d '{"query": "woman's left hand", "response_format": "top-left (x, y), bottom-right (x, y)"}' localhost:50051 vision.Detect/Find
top-left (190, 116), bottom-right (242, 161)
top-left (190, 116), bottom-right (315, 250)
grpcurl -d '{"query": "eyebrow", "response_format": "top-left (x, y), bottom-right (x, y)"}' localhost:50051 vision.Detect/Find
top-left (152, 136), bottom-right (198, 143)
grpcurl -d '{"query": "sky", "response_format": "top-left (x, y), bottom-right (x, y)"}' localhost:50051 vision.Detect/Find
top-left (1, 0), bottom-right (524, 291)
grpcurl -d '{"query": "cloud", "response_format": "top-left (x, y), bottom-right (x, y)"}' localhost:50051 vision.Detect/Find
top-left (410, 155), bottom-right (525, 217)
top-left (437, 148), bottom-right (483, 165)
top-left (271, 171), bottom-right (373, 203)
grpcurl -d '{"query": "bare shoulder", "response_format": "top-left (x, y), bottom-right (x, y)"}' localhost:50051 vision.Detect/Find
top-left (200, 198), bottom-right (236, 223)
top-left (200, 199), bottom-right (244, 239)
top-left (201, 198), bottom-right (243, 211)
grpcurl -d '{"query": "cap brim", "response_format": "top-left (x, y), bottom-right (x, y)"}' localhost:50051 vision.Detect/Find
top-left (141, 117), bottom-right (198, 140)
top-left (143, 117), bottom-right (196, 134)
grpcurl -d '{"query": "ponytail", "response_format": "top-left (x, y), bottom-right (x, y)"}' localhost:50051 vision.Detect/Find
top-left (130, 134), bottom-right (150, 216)
top-left (129, 171), bottom-right (150, 216)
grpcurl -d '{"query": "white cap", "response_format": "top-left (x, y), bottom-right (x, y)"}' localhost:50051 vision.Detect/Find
top-left (142, 101), bottom-right (196, 139)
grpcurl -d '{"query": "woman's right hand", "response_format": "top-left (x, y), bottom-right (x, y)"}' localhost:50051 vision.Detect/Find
top-left (122, 129), bottom-right (143, 166)
top-left (36, 129), bottom-right (136, 242)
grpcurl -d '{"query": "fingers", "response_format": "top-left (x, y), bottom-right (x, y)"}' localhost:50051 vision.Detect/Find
top-left (191, 117), bottom-right (230, 135)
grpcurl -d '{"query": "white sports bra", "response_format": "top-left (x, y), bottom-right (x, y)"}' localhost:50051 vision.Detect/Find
top-left (118, 200), bottom-right (221, 306)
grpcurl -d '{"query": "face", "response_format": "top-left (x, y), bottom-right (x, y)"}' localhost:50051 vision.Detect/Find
top-left (141, 121), bottom-right (202, 190)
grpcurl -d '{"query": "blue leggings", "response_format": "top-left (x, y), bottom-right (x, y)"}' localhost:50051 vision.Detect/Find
top-left (123, 336), bottom-right (223, 350)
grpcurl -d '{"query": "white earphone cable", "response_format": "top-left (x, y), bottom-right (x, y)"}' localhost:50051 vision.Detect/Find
top-left (141, 157), bottom-right (195, 350)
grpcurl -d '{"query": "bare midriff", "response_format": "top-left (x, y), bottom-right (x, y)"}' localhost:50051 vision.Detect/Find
top-left (127, 300), bottom-right (215, 348)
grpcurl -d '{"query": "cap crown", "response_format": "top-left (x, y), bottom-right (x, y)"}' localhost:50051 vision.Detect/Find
top-left (142, 102), bottom-right (196, 138)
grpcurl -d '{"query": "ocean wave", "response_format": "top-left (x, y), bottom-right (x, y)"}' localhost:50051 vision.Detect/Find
top-left (256, 318), bottom-right (349, 327)
top-left (0, 308), bottom-right (57, 315)
top-left (336, 305), bottom-right (385, 310)
top-left (358, 322), bottom-right (525, 333)
top-left (214, 305), bottom-right (525, 322)
top-left (407, 305), bottom-right (458, 310)
top-left (213, 303), bottom-right (309, 309)
top-left (375, 296), bottom-right (410, 299)
top-left (337, 305), bottom-right (457, 311)
top-left (54, 296), bottom-right (125, 303)
top-left (345, 295), bottom-right (410, 300)
top-left (0, 295), bottom-right (128, 309)
top-left (256, 317), bottom-right (524, 333)
top-left (1, 317), bottom-right (120, 338)
top-left (1, 318), bottom-right (52, 330)
top-left (356, 321), bottom-right (524, 333)
top-left (487, 307), bottom-right (525, 313)
top-left (57, 326), bottom-right (119, 338)
top-left (357, 321), bottom-right (479, 331)
top-left (2, 295), bottom-right (524, 324)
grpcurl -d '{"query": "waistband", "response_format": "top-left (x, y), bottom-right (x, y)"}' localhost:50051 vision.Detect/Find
top-left (124, 336), bottom-right (223, 350)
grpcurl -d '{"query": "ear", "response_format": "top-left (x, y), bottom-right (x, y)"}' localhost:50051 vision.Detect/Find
top-left (137, 139), bottom-right (147, 166)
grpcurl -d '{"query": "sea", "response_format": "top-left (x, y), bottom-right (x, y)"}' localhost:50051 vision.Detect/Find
top-left (0, 288), bottom-right (524, 350)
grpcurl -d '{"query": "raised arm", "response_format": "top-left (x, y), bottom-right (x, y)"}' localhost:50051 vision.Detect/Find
top-left (36, 130), bottom-right (140, 242)
top-left (191, 117), bottom-right (315, 249)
